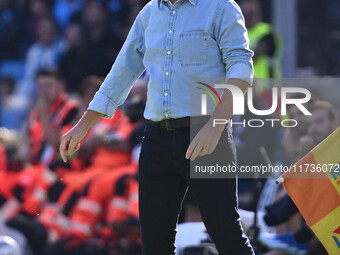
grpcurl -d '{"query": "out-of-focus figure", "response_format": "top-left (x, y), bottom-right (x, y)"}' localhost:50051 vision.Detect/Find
top-left (59, 23), bottom-right (110, 93)
top-left (0, 235), bottom-right (21, 255)
top-left (240, 0), bottom-right (281, 79)
top-left (53, 0), bottom-right (84, 32)
top-left (22, 18), bottom-right (65, 97)
top-left (0, 0), bottom-right (26, 60)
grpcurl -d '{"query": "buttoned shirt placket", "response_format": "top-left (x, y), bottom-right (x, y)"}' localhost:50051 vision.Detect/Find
top-left (163, 2), bottom-right (180, 119)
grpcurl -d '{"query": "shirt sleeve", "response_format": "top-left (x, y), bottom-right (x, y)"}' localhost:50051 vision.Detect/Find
top-left (215, 0), bottom-right (254, 85)
top-left (88, 14), bottom-right (146, 118)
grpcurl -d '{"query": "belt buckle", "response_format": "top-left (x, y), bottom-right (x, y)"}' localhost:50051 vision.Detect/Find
top-left (164, 119), bottom-right (174, 131)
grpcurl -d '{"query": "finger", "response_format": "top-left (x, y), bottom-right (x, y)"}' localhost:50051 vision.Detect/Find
top-left (191, 142), bottom-right (204, 161)
top-left (75, 143), bottom-right (81, 152)
top-left (59, 136), bottom-right (70, 163)
top-left (61, 153), bottom-right (67, 163)
top-left (186, 139), bottom-right (198, 159)
top-left (67, 136), bottom-right (79, 154)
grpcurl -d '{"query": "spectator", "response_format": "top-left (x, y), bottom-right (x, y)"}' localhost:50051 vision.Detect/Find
top-left (0, 77), bottom-right (30, 130)
top-left (0, 0), bottom-right (26, 60)
top-left (27, 0), bottom-right (54, 42)
top-left (239, 0), bottom-right (281, 80)
top-left (281, 96), bottom-right (315, 163)
top-left (56, 168), bottom-right (139, 255)
top-left (16, 77), bottom-right (144, 229)
top-left (59, 23), bottom-right (110, 93)
top-left (109, 0), bottom-right (148, 41)
top-left (71, 1), bottom-right (122, 73)
top-left (27, 69), bottom-right (78, 166)
top-left (0, 71), bottom-right (79, 230)
top-left (0, 129), bottom-right (35, 226)
top-left (1, 76), bottom-right (145, 254)
top-left (0, 128), bottom-right (24, 174)
top-left (22, 18), bottom-right (65, 97)
top-left (307, 100), bottom-right (339, 144)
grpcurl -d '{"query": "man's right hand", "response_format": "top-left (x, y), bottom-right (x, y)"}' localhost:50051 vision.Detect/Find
top-left (59, 125), bottom-right (87, 162)
top-left (59, 110), bottom-right (104, 162)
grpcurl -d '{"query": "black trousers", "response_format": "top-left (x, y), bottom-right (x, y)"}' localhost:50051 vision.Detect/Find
top-left (138, 122), bottom-right (254, 255)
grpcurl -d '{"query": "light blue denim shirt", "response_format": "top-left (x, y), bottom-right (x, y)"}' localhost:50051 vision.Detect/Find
top-left (88, 0), bottom-right (254, 121)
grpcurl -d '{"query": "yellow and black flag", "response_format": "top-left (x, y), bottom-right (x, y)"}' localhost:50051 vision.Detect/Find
top-left (280, 127), bottom-right (340, 255)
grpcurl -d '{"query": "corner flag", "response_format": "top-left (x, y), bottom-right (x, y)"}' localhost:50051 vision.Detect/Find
top-left (281, 127), bottom-right (340, 254)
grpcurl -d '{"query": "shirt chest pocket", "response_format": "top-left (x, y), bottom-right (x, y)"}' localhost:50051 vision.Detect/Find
top-left (179, 31), bottom-right (208, 66)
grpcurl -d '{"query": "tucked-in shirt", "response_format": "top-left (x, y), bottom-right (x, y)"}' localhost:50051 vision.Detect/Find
top-left (89, 0), bottom-right (254, 121)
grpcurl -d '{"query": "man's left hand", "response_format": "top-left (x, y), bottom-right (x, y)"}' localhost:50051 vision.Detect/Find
top-left (185, 119), bottom-right (225, 161)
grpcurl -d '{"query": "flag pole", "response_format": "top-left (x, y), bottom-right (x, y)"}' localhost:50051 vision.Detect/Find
top-left (275, 176), bottom-right (284, 184)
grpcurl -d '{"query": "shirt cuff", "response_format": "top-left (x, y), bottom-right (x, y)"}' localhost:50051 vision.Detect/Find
top-left (88, 91), bottom-right (118, 118)
top-left (226, 61), bottom-right (254, 86)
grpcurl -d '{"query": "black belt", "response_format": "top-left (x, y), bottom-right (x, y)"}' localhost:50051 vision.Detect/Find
top-left (150, 117), bottom-right (190, 131)
top-left (149, 116), bottom-right (211, 131)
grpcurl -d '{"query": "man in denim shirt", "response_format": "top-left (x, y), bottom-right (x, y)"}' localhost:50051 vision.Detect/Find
top-left (60, 0), bottom-right (254, 254)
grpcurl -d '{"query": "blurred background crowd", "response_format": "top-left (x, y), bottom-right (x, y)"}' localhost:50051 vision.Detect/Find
top-left (0, 0), bottom-right (340, 255)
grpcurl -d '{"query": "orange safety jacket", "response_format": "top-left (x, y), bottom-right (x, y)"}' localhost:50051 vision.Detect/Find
top-left (20, 165), bottom-right (58, 216)
top-left (38, 203), bottom-right (69, 244)
top-left (88, 109), bottom-right (137, 169)
top-left (0, 164), bottom-right (45, 201)
top-left (23, 109), bottom-right (138, 219)
top-left (38, 183), bottom-right (82, 244)
top-left (106, 172), bottom-right (139, 223)
top-left (61, 109), bottom-right (138, 191)
top-left (0, 164), bottom-right (47, 220)
top-left (29, 92), bottom-right (78, 165)
top-left (66, 163), bottom-right (138, 242)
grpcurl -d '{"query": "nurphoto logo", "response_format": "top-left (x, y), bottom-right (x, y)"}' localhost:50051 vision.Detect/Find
top-left (197, 82), bottom-right (312, 128)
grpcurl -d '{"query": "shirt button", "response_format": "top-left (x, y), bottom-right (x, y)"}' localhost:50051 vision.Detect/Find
top-left (164, 113), bottom-right (169, 118)
top-left (164, 92), bottom-right (168, 96)
top-left (169, 30), bottom-right (173, 34)
top-left (167, 51), bottom-right (171, 55)
top-left (165, 72), bottom-right (169, 76)
top-left (172, 10), bottom-right (176, 14)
